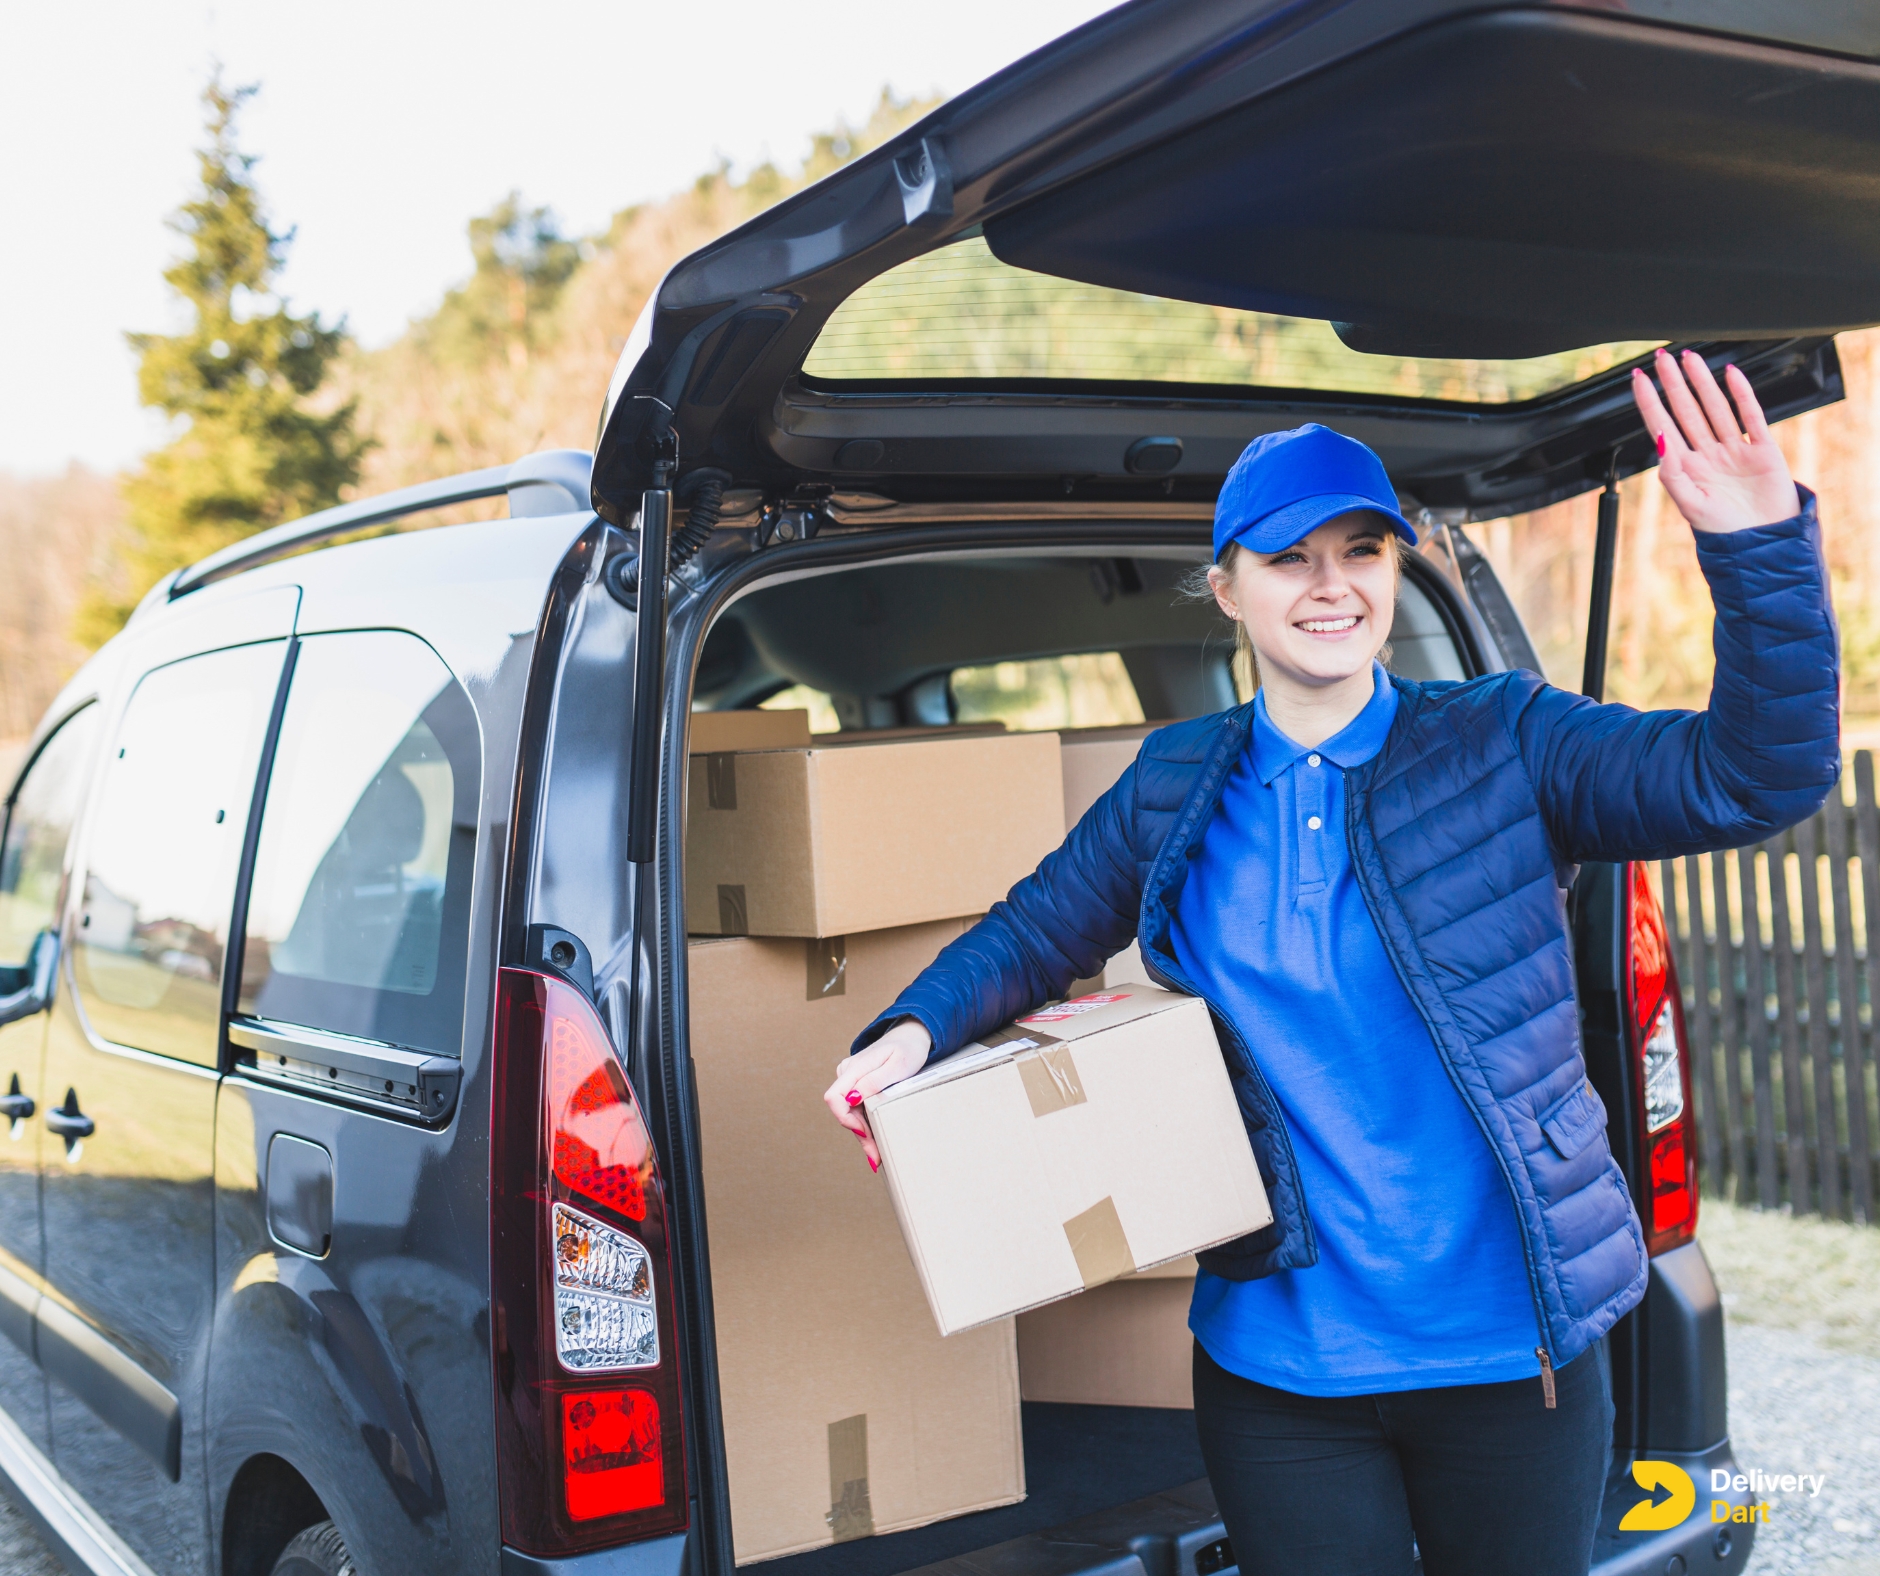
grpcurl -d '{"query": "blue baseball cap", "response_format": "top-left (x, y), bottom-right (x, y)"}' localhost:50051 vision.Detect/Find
top-left (1213, 424), bottom-right (1417, 561)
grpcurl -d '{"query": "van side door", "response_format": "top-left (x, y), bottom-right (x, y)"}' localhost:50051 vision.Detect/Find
top-left (0, 702), bottom-right (104, 1456)
top-left (40, 634), bottom-right (288, 1572)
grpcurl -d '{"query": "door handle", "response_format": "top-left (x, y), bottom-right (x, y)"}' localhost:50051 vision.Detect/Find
top-left (45, 1090), bottom-right (94, 1146)
top-left (1, 1073), bottom-right (32, 1123)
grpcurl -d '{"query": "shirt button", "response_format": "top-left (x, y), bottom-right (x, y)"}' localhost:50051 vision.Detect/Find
top-left (1307, 815), bottom-right (1322, 830)
top-left (1308, 754), bottom-right (1321, 767)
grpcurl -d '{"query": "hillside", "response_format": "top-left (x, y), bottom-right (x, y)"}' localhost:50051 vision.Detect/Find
top-left (338, 93), bottom-right (937, 493)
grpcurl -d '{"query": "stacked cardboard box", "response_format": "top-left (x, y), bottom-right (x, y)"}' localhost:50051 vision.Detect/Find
top-left (691, 926), bottom-right (1029, 1562)
top-left (687, 727), bottom-right (1063, 938)
top-left (684, 714), bottom-right (1065, 1563)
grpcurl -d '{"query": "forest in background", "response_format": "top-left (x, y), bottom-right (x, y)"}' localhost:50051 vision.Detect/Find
top-left (5, 85), bottom-right (1879, 758)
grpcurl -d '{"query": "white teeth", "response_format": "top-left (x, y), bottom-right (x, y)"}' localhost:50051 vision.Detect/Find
top-left (1300, 617), bottom-right (1359, 632)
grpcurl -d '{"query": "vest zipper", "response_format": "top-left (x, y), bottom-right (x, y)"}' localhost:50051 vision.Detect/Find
top-left (1537, 1346), bottom-right (1556, 1408)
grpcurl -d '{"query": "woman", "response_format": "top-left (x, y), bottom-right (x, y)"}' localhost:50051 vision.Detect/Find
top-left (821, 351), bottom-right (1840, 1575)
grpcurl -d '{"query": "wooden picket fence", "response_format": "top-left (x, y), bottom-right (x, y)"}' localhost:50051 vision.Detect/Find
top-left (1657, 752), bottom-right (1880, 1224)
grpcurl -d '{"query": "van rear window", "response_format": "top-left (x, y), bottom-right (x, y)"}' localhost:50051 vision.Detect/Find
top-left (952, 653), bottom-right (1144, 732)
top-left (803, 235), bottom-right (1658, 404)
top-left (238, 631), bottom-right (478, 1057)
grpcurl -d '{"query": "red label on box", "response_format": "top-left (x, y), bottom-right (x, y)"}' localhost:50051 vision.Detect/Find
top-left (1019, 993), bottom-right (1129, 1024)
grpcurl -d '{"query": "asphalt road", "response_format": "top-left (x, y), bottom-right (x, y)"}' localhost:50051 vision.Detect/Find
top-left (1, 1200), bottom-right (1874, 1576)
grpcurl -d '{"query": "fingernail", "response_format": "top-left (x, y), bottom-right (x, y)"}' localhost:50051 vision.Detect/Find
top-left (1655, 433), bottom-right (1666, 457)
top-left (845, 1090), bottom-right (862, 1107)
top-left (868, 1156), bottom-right (880, 1173)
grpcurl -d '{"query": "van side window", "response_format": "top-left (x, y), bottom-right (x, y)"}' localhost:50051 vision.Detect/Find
top-left (74, 643), bottom-right (286, 1066)
top-left (0, 704), bottom-right (103, 979)
top-left (237, 631), bottom-right (478, 1057)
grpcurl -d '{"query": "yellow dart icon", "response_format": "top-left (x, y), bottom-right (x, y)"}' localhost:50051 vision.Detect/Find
top-left (1619, 1461), bottom-right (1697, 1531)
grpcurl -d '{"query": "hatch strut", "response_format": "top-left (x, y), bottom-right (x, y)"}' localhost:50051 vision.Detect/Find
top-left (627, 427), bottom-right (678, 864)
top-left (1580, 459), bottom-right (1621, 703)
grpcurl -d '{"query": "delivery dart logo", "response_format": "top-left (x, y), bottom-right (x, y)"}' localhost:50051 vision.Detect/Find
top-left (1618, 1461), bottom-right (1697, 1531)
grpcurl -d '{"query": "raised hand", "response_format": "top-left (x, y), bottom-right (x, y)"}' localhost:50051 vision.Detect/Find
top-left (1630, 348), bottom-right (1800, 534)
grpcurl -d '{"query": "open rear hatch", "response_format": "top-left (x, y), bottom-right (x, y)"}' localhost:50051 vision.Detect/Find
top-left (592, 0), bottom-right (1880, 526)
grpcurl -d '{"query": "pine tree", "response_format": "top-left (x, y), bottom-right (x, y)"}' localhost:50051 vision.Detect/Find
top-left (78, 76), bottom-right (367, 644)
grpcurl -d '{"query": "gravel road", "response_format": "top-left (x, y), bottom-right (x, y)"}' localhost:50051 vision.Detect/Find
top-left (1698, 1199), bottom-right (1880, 1576)
top-left (0, 1199), bottom-right (1873, 1575)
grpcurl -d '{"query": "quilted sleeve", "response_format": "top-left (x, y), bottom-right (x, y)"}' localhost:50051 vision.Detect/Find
top-left (1509, 487), bottom-right (1840, 865)
top-left (849, 750), bottom-right (1147, 1061)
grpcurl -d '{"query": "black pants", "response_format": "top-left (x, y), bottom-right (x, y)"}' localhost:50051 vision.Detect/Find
top-left (1192, 1340), bottom-right (1613, 1576)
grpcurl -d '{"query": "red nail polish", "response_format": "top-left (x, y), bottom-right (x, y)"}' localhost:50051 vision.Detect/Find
top-left (868, 1156), bottom-right (880, 1173)
top-left (1655, 433), bottom-right (1666, 457)
top-left (845, 1090), bottom-right (862, 1107)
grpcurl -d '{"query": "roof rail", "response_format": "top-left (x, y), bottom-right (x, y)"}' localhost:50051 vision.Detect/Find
top-left (167, 449), bottom-right (594, 599)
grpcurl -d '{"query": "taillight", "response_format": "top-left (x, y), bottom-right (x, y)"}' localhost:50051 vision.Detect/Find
top-left (492, 968), bottom-right (688, 1553)
top-left (1626, 864), bottom-right (1698, 1254)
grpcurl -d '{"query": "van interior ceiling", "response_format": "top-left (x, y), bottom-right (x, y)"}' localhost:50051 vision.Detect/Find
top-left (692, 550), bottom-right (1468, 732)
top-left (681, 544), bottom-right (1477, 1576)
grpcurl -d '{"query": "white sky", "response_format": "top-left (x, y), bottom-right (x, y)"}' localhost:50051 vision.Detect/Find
top-left (0, 0), bottom-right (1119, 478)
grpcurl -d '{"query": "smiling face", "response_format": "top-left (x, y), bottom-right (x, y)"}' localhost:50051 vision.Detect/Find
top-left (1207, 512), bottom-right (1398, 694)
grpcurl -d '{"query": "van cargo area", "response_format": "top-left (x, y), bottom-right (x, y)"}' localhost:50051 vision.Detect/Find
top-left (680, 547), bottom-right (1473, 1573)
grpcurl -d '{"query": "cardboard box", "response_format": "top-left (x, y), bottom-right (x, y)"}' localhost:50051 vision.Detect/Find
top-left (687, 730), bottom-right (1063, 938)
top-left (689, 923), bottom-right (1024, 1565)
top-left (1060, 722), bottom-right (1159, 830)
top-left (865, 983), bottom-right (1270, 1337)
top-left (1017, 1273), bottom-right (1198, 1409)
top-left (688, 708), bottom-right (813, 754)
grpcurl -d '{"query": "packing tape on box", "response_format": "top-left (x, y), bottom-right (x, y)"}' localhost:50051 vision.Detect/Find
top-left (807, 937), bottom-right (848, 1000)
top-left (1017, 1046), bottom-right (1086, 1116)
top-left (1063, 1196), bottom-right (1135, 1289)
top-left (826, 1413), bottom-right (874, 1542)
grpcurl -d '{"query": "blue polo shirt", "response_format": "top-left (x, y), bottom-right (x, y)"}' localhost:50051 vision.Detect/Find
top-left (1171, 662), bottom-right (1541, 1395)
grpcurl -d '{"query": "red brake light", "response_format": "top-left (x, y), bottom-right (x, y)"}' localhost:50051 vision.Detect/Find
top-left (563, 1390), bottom-right (667, 1520)
top-left (1648, 1127), bottom-right (1694, 1234)
top-left (1626, 865), bottom-right (1698, 1255)
top-left (492, 968), bottom-right (688, 1554)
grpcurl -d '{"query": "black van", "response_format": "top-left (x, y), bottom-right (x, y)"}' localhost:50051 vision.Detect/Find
top-left (4, 2), bottom-right (1873, 1573)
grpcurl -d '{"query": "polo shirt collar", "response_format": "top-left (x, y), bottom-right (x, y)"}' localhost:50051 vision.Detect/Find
top-left (1250, 661), bottom-right (1398, 785)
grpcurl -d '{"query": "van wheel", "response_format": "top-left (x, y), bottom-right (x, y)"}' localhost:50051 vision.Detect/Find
top-left (270, 1521), bottom-right (359, 1576)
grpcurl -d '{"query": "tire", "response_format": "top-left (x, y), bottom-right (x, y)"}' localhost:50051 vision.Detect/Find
top-left (270, 1520), bottom-right (359, 1576)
